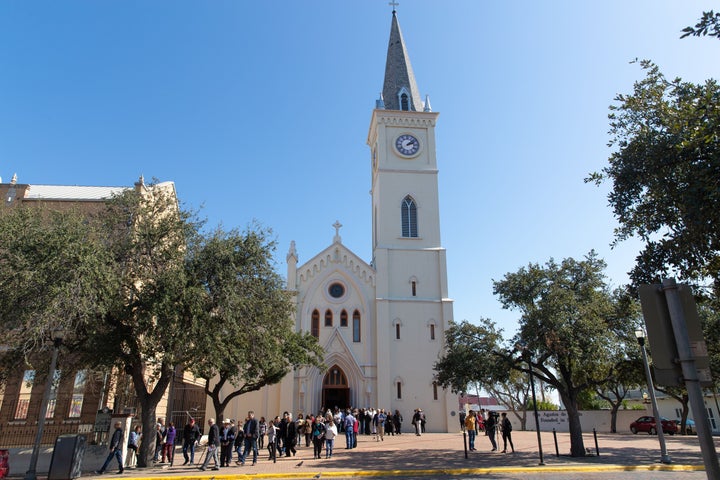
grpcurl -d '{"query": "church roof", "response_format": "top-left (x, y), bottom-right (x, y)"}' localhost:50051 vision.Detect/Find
top-left (23, 185), bottom-right (127, 200)
top-left (381, 11), bottom-right (423, 112)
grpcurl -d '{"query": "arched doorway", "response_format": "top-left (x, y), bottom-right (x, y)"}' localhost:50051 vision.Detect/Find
top-left (322, 365), bottom-right (349, 410)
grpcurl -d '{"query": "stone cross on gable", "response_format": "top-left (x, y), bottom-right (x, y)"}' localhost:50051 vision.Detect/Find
top-left (333, 220), bottom-right (342, 244)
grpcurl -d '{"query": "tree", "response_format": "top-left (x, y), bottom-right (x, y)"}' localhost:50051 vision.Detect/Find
top-left (77, 183), bottom-right (205, 468)
top-left (487, 369), bottom-right (531, 431)
top-left (595, 357), bottom-right (645, 433)
top-left (0, 206), bottom-right (113, 383)
top-left (682, 11), bottom-right (720, 40)
top-left (434, 319), bottom-right (509, 396)
top-left (587, 60), bottom-right (720, 295)
top-left (185, 225), bottom-right (324, 421)
top-left (493, 252), bottom-right (638, 457)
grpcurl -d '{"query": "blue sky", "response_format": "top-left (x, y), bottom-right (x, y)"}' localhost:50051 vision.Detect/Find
top-left (1, 1), bottom-right (719, 338)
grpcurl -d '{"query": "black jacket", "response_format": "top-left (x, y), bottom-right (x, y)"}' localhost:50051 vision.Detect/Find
top-left (183, 423), bottom-right (200, 443)
top-left (207, 423), bottom-right (220, 447)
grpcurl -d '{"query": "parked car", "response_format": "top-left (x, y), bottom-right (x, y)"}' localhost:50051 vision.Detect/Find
top-left (630, 416), bottom-right (676, 435)
top-left (677, 418), bottom-right (696, 434)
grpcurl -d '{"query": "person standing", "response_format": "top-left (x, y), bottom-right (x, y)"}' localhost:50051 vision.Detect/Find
top-left (96, 421), bottom-right (124, 474)
top-left (199, 418), bottom-right (220, 471)
top-left (376, 409), bottom-right (386, 442)
top-left (284, 412), bottom-right (297, 457)
top-left (393, 410), bottom-right (403, 435)
top-left (311, 416), bottom-right (326, 459)
top-left (240, 410), bottom-right (259, 466)
top-left (485, 412), bottom-right (498, 452)
top-left (164, 422), bottom-right (176, 466)
top-left (267, 417), bottom-right (278, 462)
top-left (125, 425), bottom-right (141, 468)
top-left (258, 417), bottom-right (267, 450)
top-left (324, 417), bottom-right (337, 459)
top-left (464, 411), bottom-right (477, 451)
top-left (501, 413), bottom-right (515, 453)
top-left (155, 418), bottom-right (166, 462)
top-left (412, 409), bottom-right (422, 436)
top-left (344, 410), bottom-right (355, 449)
top-left (182, 418), bottom-right (200, 465)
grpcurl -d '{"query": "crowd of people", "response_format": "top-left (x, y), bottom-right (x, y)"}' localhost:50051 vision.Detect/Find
top-left (461, 409), bottom-right (514, 454)
top-left (95, 406), bottom-right (430, 474)
top-left (191, 406), bottom-right (412, 470)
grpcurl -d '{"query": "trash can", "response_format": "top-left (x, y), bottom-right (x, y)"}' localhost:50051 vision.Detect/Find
top-left (48, 435), bottom-right (86, 480)
top-left (0, 449), bottom-right (9, 479)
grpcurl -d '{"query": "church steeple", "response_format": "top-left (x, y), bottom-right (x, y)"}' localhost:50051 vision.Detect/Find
top-left (381, 11), bottom-right (423, 112)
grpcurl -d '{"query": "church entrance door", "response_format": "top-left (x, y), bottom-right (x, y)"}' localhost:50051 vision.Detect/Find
top-left (322, 366), bottom-right (350, 410)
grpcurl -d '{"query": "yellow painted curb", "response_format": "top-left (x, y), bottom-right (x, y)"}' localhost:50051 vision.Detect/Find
top-left (106, 463), bottom-right (705, 479)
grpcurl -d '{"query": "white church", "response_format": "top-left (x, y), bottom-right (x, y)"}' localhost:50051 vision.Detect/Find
top-left (218, 9), bottom-right (457, 433)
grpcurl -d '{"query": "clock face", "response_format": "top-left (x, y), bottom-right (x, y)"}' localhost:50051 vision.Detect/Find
top-left (395, 134), bottom-right (420, 156)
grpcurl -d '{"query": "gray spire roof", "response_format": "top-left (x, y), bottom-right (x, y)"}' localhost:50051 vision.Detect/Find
top-left (381, 12), bottom-right (423, 112)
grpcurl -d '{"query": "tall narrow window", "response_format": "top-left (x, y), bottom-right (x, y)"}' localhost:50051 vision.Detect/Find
top-left (68, 370), bottom-right (87, 418)
top-left (340, 309), bottom-right (348, 327)
top-left (401, 196), bottom-right (418, 238)
top-left (400, 93), bottom-right (409, 111)
top-left (325, 309), bottom-right (333, 327)
top-left (433, 382), bottom-right (438, 401)
top-left (397, 381), bottom-right (403, 399)
top-left (395, 323), bottom-right (401, 340)
top-left (353, 310), bottom-right (361, 342)
top-left (311, 309), bottom-right (320, 338)
top-left (15, 370), bottom-right (35, 420)
top-left (430, 324), bottom-right (436, 340)
top-left (411, 281), bottom-right (417, 297)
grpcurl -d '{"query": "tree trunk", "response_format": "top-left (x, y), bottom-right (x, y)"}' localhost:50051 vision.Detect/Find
top-left (561, 393), bottom-right (586, 457)
top-left (610, 402), bottom-right (620, 434)
top-left (137, 401), bottom-right (157, 468)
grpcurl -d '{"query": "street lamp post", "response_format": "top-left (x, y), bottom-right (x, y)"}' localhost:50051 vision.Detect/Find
top-left (635, 328), bottom-right (671, 464)
top-left (519, 346), bottom-right (544, 465)
top-left (25, 328), bottom-right (65, 480)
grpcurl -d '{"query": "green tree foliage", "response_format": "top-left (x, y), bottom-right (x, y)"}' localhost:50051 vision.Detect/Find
top-left (0, 206), bottom-right (112, 382)
top-left (185, 225), bottom-right (324, 420)
top-left (682, 11), bottom-right (720, 40)
top-left (587, 60), bottom-right (720, 294)
top-left (434, 319), bottom-right (508, 395)
top-left (493, 251), bottom-right (639, 457)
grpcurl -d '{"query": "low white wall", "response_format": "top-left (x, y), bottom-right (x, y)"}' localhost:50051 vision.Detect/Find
top-left (505, 409), bottom-right (647, 433)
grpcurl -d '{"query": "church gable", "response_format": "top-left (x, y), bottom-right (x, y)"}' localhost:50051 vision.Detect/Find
top-left (297, 242), bottom-right (375, 289)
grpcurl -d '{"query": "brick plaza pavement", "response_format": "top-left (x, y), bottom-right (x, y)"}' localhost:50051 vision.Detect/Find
top-left (7, 430), bottom-right (714, 478)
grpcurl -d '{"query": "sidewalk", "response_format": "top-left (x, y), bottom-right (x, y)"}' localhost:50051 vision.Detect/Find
top-left (6, 430), bottom-right (712, 479)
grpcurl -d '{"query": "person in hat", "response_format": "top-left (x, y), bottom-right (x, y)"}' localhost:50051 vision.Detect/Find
top-left (220, 418), bottom-right (232, 467)
top-left (182, 417), bottom-right (200, 465)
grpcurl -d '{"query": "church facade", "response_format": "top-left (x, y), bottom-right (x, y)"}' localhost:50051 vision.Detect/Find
top-left (218, 10), bottom-right (456, 432)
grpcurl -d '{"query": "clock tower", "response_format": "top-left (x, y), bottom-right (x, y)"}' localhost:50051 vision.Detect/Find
top-left (367, 9), bottom-right (454, 431)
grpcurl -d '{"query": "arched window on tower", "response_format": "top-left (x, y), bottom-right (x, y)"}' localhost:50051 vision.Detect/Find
top-left (325, 309), bottom-right (333, 327)
top-left (401, 196), bottom-right (418, 238)
top-left (311, 309), bottom-right (320, 338)
top-left (400, 93), bottom-right (409, 111)
top-left (353, 310), bottom-right (361, 342)
top-left (340, 309), bottom-right (348, 327)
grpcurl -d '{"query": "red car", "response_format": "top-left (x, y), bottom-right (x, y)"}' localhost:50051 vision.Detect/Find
top-left (630, 416), bottom-right (676, 435)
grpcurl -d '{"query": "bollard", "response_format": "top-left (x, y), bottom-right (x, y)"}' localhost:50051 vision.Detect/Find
top-left (593, 428), bottom-right (600, 456)
top-left (463, 430), bottom-right (468, 459)
top-left (552, 428), bottom-right (559, 457)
